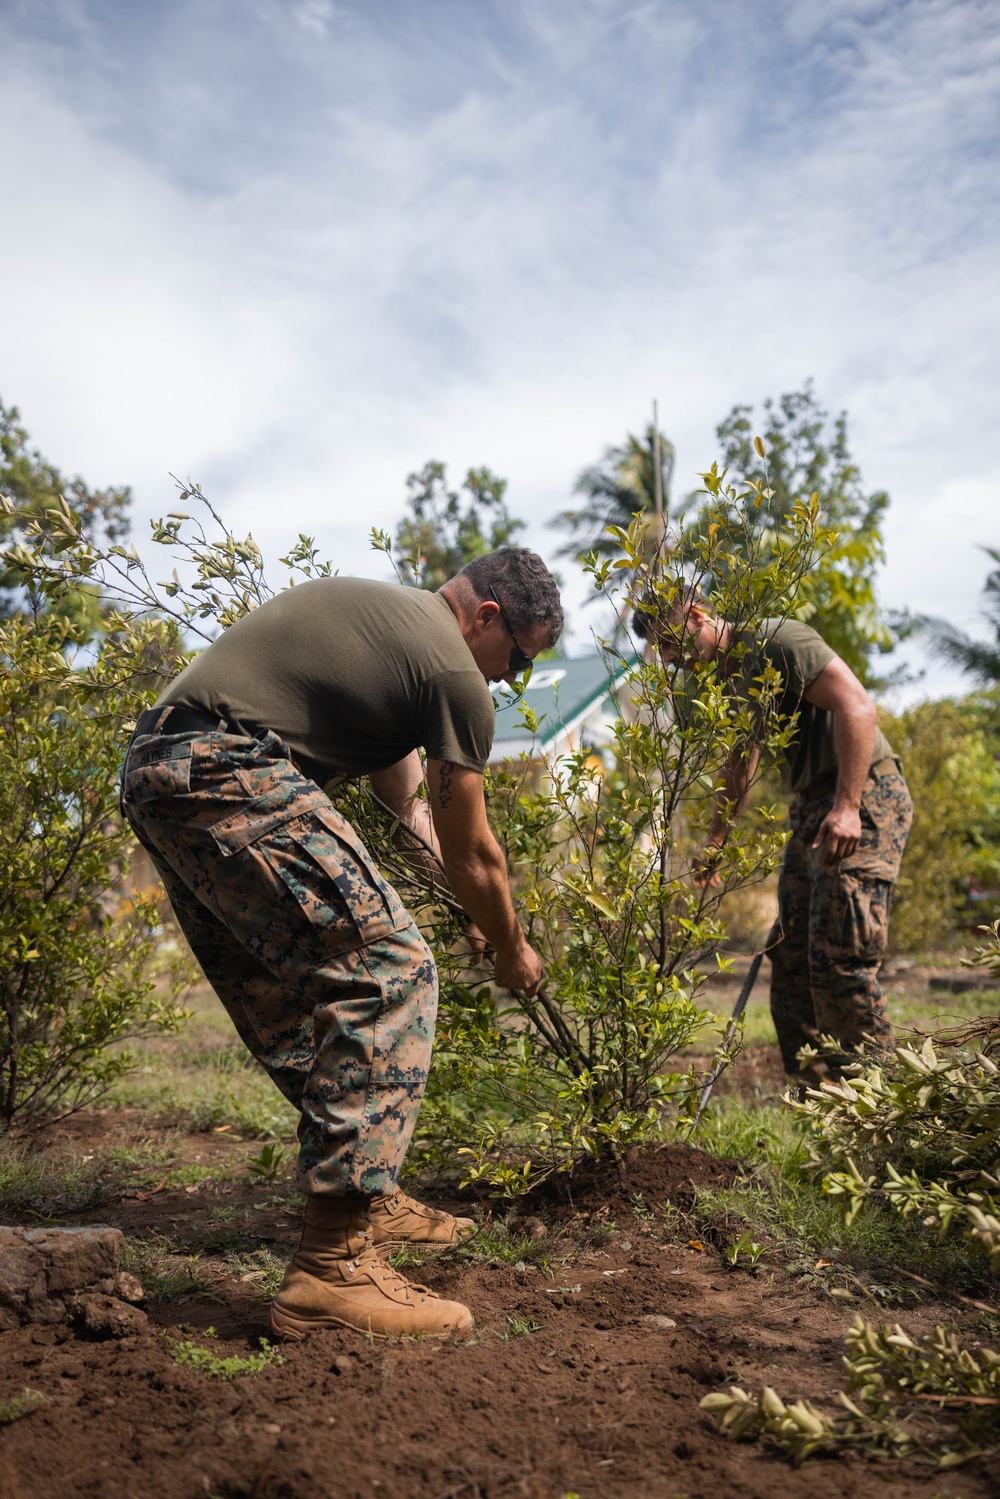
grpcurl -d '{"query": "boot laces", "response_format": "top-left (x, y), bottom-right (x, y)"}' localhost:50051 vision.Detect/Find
top-left (355, 1233), bottom-right (438, 1301)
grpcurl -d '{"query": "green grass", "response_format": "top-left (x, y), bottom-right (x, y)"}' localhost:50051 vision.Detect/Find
top-left (121, 1231), bottom-right (211, 1300)
top-left (690, 1098), bottom-right (1000, 1299)
top-left (222, 1247), bottom-right (291, 1299)
top-left (388, 1216), bottom-right (557, 1274)
top-left (884, 983), bottom-right (1000, 1037)
top-left (107, 984), bottom-right (298, 1139)
top-left (168, 1327), bottom-right (284, 1380)
top-left (0, 1131), bottom-right (185, 1216)
top-left (499, 1316), bottom-right (543, 1338)
top-left (0, 1390), bottom-right (47, 1425)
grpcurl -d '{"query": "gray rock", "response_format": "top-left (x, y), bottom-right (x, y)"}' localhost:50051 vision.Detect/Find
top-left (641, 1314), bottom-right (677, 1331)
top-left (0, 1225), bottom-right (125, 1329)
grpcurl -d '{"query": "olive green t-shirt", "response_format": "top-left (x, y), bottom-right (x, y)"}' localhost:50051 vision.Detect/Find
top-left (737, 619), bottom-right (895, 796)
top-left (157, 578), bottom-right (497, 783)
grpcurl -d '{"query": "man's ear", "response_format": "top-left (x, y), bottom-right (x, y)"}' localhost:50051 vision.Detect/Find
top-left (473, 597), bottom-right (501, 630)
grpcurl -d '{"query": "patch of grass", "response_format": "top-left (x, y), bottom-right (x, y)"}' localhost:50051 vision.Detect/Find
top-left (103, 1138), bottom-right (220, 1192)
top-left (499, 1316), bottom-right (542, 1338)
top-left (107, 985), bottom-right (298, 1140)
top-left (0, 1132), bottom-right (227, 1219)
top-left (888, 984), bottom-right (1000, 1039)
top-left (110, 1045), bottom-right (298, 1139)
top-left (457, 1218), bottom-right (556, 1270)
top-left (386, 1216), bottom-right (557, 1275)
top-left (0, 1137), bottom-right (122, 1216)
top-left (0, 1389), bottom-right (47, 1424)
top-left (121, 1231), bottom-right (210, 1300)
top-left (223, 1247), bottom-right (291, 1299)
top-left (693, 974), bottom-right (1000, 1057)
top-left (169, 1327), bottom-right (284, 1380)
top-left (690, 1099), bottom-right (1000, 1298)
top-left (578, 1216), bottom-right (617, 1249)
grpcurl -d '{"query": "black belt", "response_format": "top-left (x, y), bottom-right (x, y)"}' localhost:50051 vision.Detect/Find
top-left (133, 706), bottom-right (228, 739)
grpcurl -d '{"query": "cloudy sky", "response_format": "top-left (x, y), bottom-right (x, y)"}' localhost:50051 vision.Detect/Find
top-left (2, 0), bottom-right (998, 697)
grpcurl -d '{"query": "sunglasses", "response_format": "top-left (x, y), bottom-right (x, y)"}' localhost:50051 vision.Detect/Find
top-left (489, 586), bottom-right (534, 675)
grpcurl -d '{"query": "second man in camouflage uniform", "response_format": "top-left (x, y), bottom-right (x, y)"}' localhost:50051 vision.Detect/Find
top-left (633, 596), bottom-right (912, 1085)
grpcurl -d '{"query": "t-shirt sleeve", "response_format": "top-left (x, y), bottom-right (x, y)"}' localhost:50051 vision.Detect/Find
top-left (419, 671), bottom-right (496, 773)
top-left (767, 621), bottom-right (836, 697)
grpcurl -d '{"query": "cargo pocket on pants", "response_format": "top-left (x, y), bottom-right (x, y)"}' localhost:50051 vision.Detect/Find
top-left (840, 878), bottom-right (891, 964)
top-left (280, 804), bottom-right (409, 953)
top-left (213, 794), bottom-right (408, 957)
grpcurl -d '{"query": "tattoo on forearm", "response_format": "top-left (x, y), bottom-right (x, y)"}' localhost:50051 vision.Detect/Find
top-left (438, 761), bottom-right (454, 809)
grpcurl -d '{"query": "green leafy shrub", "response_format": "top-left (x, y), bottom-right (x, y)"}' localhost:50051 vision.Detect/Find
top-left (7, 460), bottom-right (822, 1186)
top-left (878, 695), bottom-right (1000, 951)
top-left (702, 1314), bottom-right (1000, 1467)
top-left (359, 464), bottom-right (824, 1189)
top-left (793, 1010), bottom-right (1000, 1273)
top-left (0, 604), bottom-right (194, 1129)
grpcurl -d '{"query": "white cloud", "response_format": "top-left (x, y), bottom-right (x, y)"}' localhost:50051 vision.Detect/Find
top-left (0, 0), bottom-right (998, 685)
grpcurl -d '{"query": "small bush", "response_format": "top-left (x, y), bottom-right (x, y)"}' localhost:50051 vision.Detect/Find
top-left (793, 1028), bottom-right (1000, 1274)
top-left (0, 606), bottom-right (194, 1130)
top-left (703, 1315), bottom-right (1000, 1468)
top-left (878, 694), bottom-right (1000, 951)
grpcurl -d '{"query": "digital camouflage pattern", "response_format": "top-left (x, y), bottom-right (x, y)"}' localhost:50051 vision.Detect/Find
top-left (768, 769), bottom-right (914, 1077)
top-left (121, 729), bottom-right (438, 1195)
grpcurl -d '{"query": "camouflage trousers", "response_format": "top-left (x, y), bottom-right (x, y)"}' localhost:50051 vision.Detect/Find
top-left (121, 727), bottom-right (437, 1196)
top-left (769, 769), bottom-right (913, 1077)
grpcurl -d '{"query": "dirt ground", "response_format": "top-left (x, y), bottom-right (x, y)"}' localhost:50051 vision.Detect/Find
top-left (2, 1115), bottom-right (999, 1499)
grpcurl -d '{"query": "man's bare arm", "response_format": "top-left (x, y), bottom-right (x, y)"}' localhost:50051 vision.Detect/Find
top-left (803, 656), bottom-right (877, 864)
top-left (369, 751), bottom-right (441, 860)
top-left (425, 758), bottom-right (542, 995)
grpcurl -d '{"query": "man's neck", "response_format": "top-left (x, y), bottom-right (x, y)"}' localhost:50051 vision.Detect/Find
top-left (438, 580), bottom-right (474, 644)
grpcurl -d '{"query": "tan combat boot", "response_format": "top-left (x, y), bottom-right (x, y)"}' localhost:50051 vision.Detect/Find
top-left (369, 1186), bottom-right (476, 1250)
top-left (270, 1195), bottom-right (473, 1342)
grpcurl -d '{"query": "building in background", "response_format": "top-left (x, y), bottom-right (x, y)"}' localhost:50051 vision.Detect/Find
top-left (489, 654), bottom-right (635, 766)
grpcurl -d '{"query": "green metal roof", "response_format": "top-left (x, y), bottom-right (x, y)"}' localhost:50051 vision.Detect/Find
top-left (489, 652), bottom-right (635, 761)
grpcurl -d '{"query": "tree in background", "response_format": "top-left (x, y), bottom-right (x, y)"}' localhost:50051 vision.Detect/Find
top-left (878, 692), bottom-right (1000, 952)
top-left (392, 460), bottom-right (523, 590)
top-left (921, 547), bottom-right (1000, 686)
top-left (712, 384), bottom-right (890, 681)
top-left (551, 421), bottom-right (675, 566)
top-left (1, 398), bottom-right (131, 623)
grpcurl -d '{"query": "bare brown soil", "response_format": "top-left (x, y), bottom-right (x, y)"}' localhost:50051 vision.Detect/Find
top-left (2, 1118), bottom-right (999, 1498)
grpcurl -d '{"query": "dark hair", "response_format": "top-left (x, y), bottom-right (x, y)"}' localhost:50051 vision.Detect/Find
top-left (459, 547), bottom-right (564, 647)
top-left (631, 582), bottom-right (709, 642)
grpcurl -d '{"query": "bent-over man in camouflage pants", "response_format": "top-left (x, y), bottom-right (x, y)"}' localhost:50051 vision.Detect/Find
top-left (632, 594), bottom-right (912, 1085)
top-left (121, 549), bottom-right (562, 1339)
